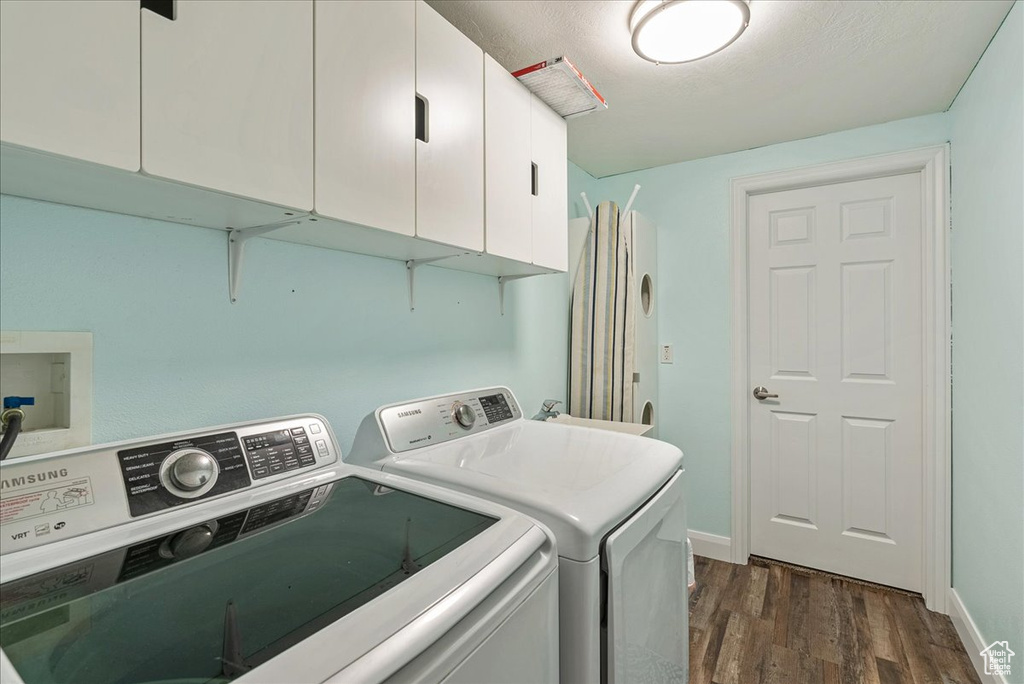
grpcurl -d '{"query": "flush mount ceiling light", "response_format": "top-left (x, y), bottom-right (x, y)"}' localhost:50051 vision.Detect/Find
top-left (630, 0), bottom-right (750, 64)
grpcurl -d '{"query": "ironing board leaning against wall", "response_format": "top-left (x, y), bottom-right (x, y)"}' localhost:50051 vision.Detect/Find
top-left (569, 200), bottom-right (636, 422)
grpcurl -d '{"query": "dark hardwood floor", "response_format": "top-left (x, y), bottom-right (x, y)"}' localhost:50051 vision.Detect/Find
top-left (688, 556), bottom-right (981, 684)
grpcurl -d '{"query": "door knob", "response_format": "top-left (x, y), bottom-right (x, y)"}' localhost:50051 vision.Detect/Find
top-left (752, 386), bottom-right (778, 400)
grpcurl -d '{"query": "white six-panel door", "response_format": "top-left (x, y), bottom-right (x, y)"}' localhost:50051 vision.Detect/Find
top-left (748, 173), bottom-right (924, 591)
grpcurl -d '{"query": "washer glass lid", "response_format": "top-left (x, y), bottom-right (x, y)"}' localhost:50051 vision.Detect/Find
top-left (0, 477), bottom-right (496, 684)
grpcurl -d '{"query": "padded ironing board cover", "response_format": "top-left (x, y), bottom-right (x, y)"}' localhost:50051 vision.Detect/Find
top-left (569, 200), bottom-right (636, 421)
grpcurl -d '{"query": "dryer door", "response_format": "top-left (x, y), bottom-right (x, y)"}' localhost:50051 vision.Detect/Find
top-left (603, 470), bottom-right (687, 684)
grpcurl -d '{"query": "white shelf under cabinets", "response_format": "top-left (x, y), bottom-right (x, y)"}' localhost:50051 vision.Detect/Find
top-left (0, 144), bottom-right (305, 231)
top-left (0, 144), bottom-right (559, 302)
top-left (263, 217), bottom-right (557, 279)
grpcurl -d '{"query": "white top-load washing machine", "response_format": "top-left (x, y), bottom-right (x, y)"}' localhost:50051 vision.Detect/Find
top-left (0, 414), bottom-right (559, 684)
top-left (348, 387), bottom-right (688, 684)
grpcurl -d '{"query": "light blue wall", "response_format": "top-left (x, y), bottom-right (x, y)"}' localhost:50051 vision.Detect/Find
top-left (591, 112), bottom-right (952, 535)
top-left (0, 194), bottom-right (572, 453)
top-left (568, 161), bottom-right (602, 221)
top-left (948, 0), bottom-right (1024, 654)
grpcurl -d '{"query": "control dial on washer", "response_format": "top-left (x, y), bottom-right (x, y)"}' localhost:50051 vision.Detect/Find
top-left (451, 401), bottom-right (476, 430)
top-left (162, 448), bottom-right (219, 497)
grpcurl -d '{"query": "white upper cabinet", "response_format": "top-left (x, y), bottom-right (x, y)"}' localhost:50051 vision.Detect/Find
top-left (415, 1), bottom-right (484, 252)
top-left (484, 61), bottom-right (569, 272)
top-left (0, 0), bottom-right (566, 279)
top-left (531, 94), bottom-right (568, 272)
top-left (141, 0), bottom-right (314, 211)
top-left (0, 0), bottom-right (140, 171)
top-left (315, 0), bottom-right (415, 236)
top-left (484, 55), bottom-right (533, 264)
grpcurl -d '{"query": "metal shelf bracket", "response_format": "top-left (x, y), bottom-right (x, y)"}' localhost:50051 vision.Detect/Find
top-left (406, 257), bottom-right (452, 311)
top-left (228, 219), bottom-right (302, 303)
top-left (497, 275), bottom-right (535, 316)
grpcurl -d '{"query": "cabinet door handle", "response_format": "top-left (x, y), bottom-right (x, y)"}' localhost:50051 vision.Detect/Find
top-left (415, 94), bottom-right (429, 143)
top-left (141, 0), bottom-right (176, 20)
top-left (531, 162), bottom-right (539, 196)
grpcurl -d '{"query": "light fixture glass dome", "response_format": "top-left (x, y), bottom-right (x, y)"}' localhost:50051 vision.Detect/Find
top-left (630, 0), bottom-right (750, 64)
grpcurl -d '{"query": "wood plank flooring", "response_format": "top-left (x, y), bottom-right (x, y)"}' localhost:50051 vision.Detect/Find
top-left (688, 556), bottom-right (980, 684)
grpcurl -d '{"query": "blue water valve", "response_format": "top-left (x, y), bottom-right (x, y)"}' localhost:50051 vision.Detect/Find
top-left (3, 397), bottom-right (35, 410)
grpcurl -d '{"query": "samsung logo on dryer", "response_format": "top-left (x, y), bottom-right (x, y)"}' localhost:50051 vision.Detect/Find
top-left (1, 469), bottom-right (69, 490)
top-left (396, 410), bottom-right (422, 418)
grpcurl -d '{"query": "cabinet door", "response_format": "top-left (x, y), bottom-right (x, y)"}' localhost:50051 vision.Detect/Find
top-left (530, 95), bottom-right (568, 271)
top-left (142, 1), bottom-right (313, 211)
top-left (0, 0), bottom-right (139, 170)
top-left (415, 1), bottom-right (484, 251)
top-left (483, 55), bottom-right (532, 263)
top-left (315, 0), bottom-right (415, 236)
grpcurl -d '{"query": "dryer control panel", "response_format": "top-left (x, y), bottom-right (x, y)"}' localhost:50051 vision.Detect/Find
top-left (0, 415), bottom-right (339, 554)
top-left (377, 387), bottom-right (522, 454)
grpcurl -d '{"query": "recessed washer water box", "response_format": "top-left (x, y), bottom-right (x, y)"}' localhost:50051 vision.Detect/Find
top-left (0, 331), bottom-right (92, 458)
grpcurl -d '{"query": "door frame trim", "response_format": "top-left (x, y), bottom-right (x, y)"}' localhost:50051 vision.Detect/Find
top-left (729, 145), bottom-right (951, 612)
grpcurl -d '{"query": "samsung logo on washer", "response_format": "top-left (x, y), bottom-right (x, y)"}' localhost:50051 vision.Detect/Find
top-left (1, 469), bottom-right (69, 490)
top-left (397, 410), bottom-right (421, 418)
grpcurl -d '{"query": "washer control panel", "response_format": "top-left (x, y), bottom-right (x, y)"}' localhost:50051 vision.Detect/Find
top-left (115, 416), bottom-right (335, 517)
top-left (378, 387), bottom-right (522, 454)
top-left (0, 415), bottom-right (339, 555)
top-left (242, 426), bottom-right (321, 480)
top-left (118, 431), bottom-right (252, 517)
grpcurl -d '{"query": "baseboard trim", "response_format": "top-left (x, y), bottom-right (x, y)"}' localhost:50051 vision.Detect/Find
top-left (688, 530), bottom-right (733, 563)
top-left (947, 588), bottom-right (1009, 684)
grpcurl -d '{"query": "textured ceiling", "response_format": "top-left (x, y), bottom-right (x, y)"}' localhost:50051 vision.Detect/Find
top-left (427, 0), bottom-right (1014, 177)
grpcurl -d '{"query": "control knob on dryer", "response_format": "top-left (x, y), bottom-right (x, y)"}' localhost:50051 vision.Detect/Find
top-left (451, 401), bottom-right (476, 429)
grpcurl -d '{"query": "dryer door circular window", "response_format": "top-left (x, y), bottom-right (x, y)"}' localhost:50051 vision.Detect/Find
top-left (160, 448), bottom-right (220, 498)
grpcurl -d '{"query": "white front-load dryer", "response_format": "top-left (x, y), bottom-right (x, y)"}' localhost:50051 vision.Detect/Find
top-left (348, 387), bottom-right (688, 684)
